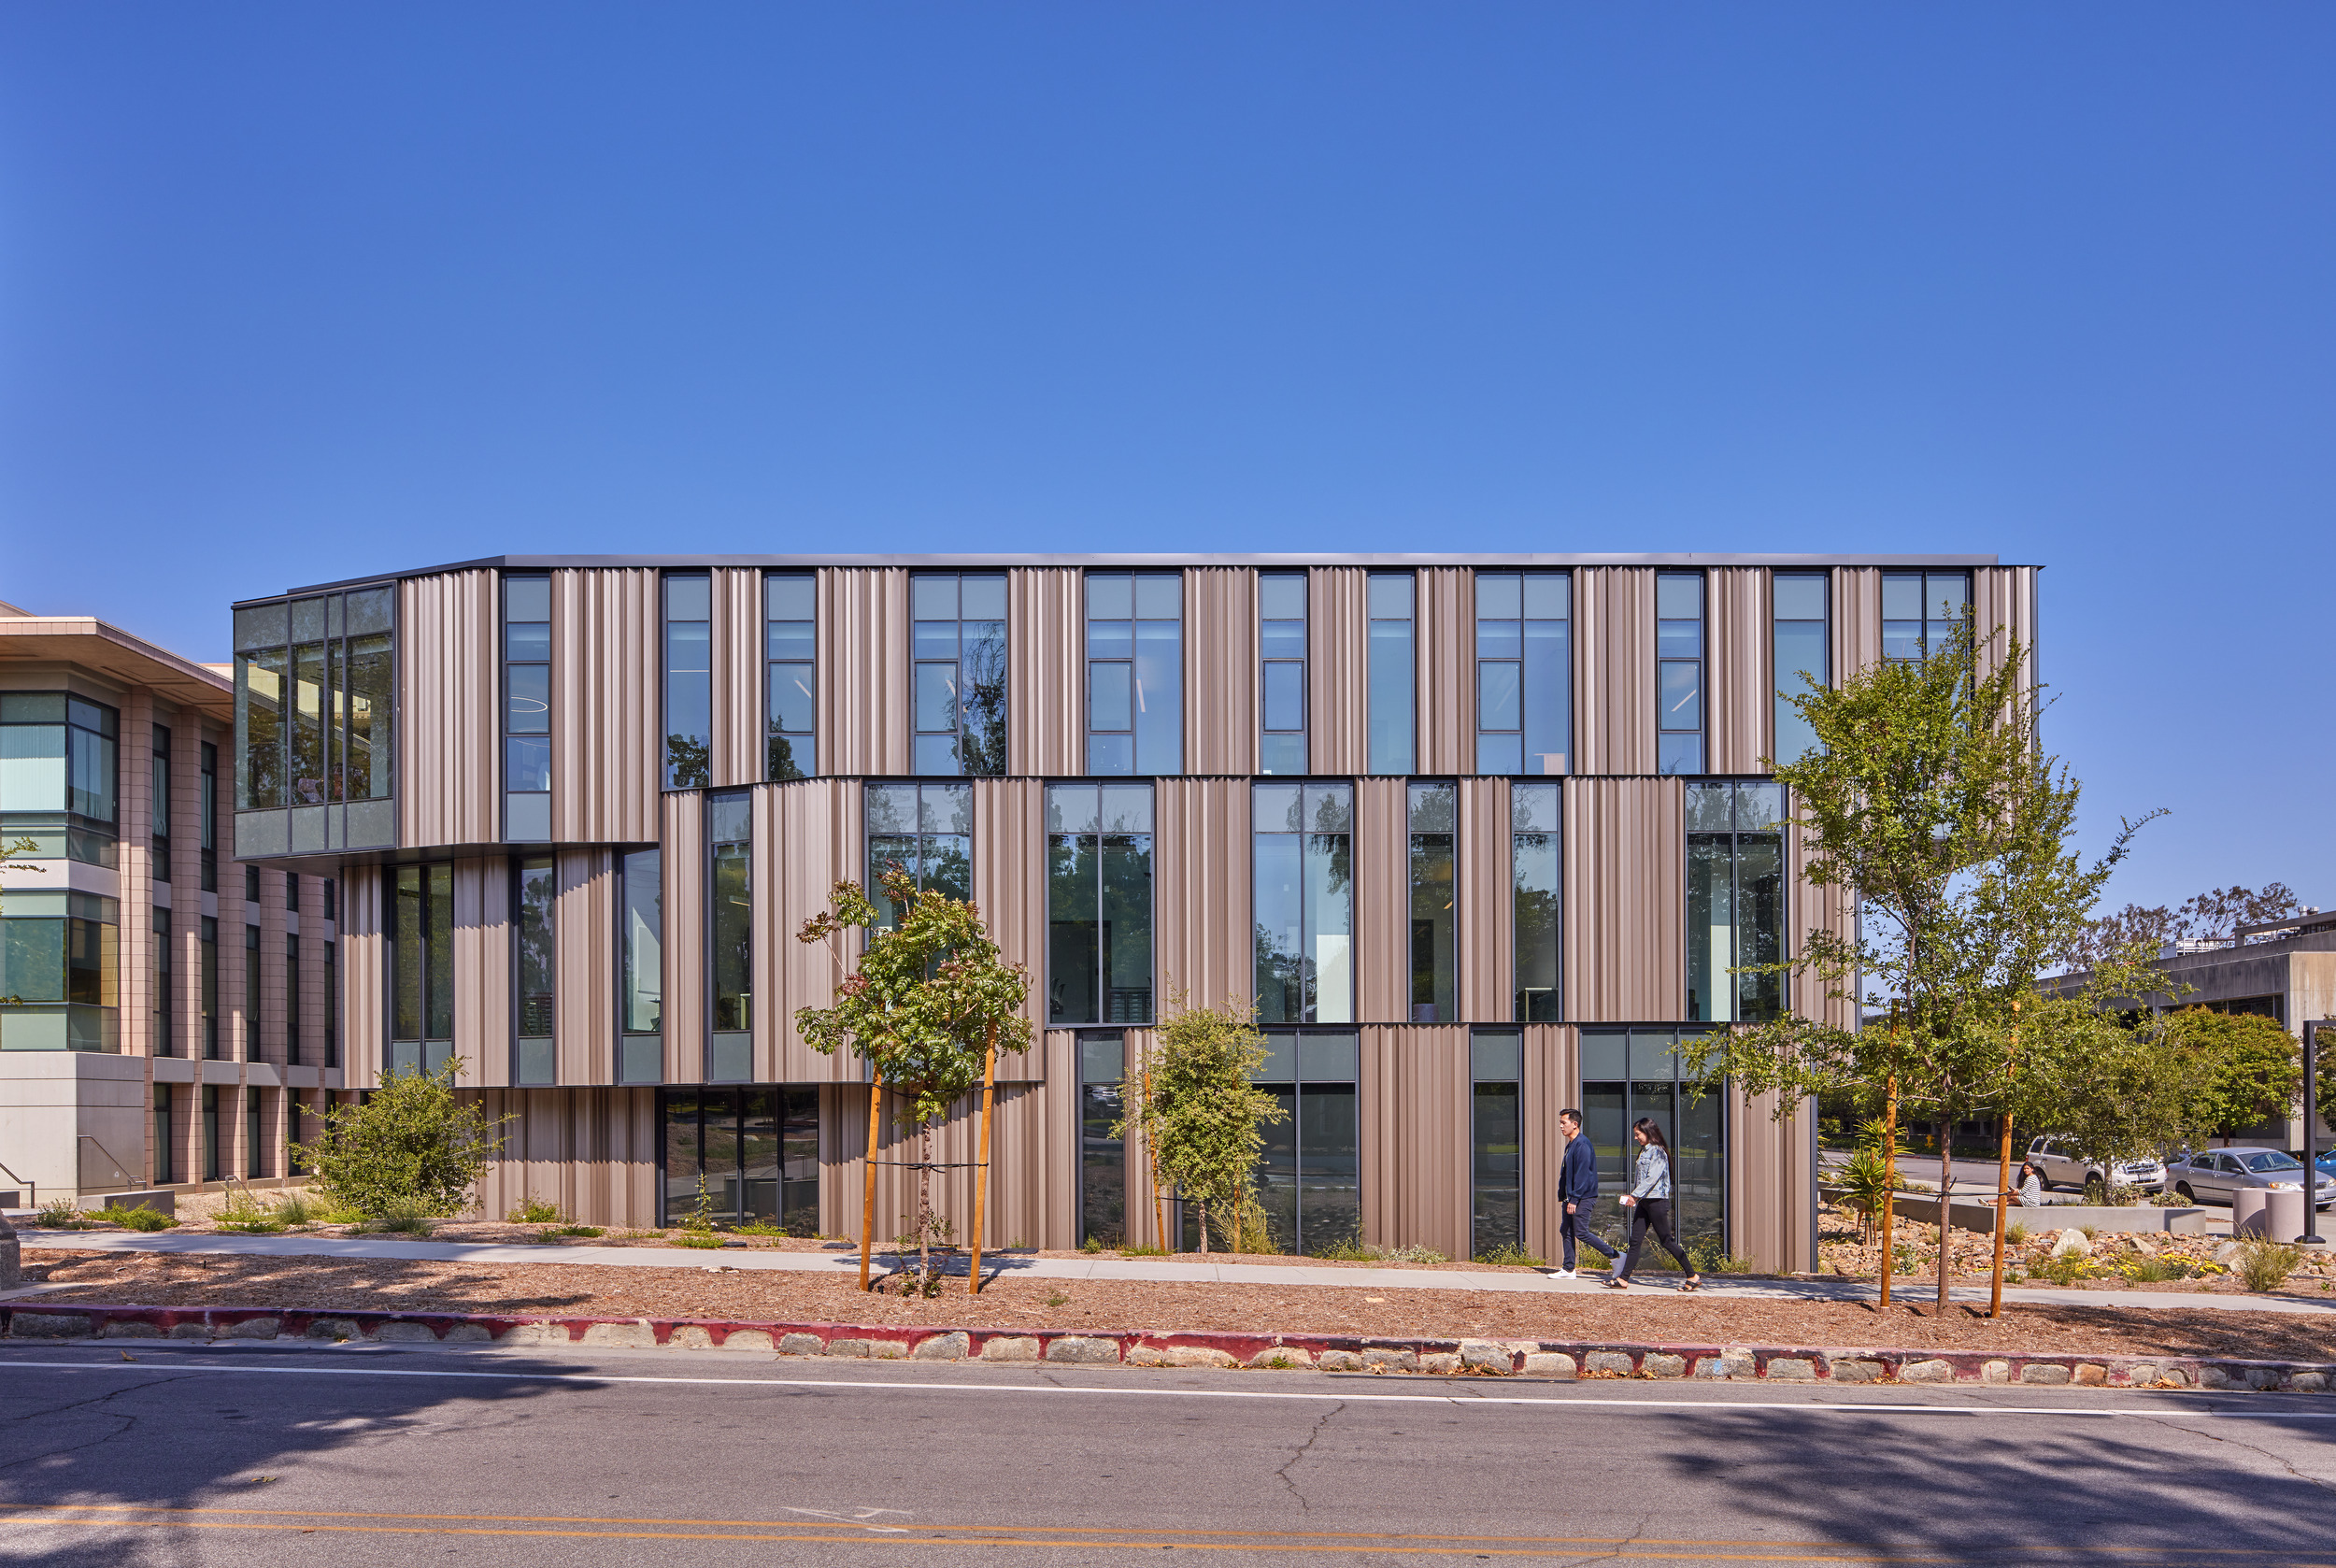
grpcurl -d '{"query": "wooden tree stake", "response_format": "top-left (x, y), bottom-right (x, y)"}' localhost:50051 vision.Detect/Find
top-left (861, 1074), bottom-right (883, 1292)
top-left (968, 1024), bottom-right (999, 1295)
top-left (1990, 1001), bottom-right (2021, 1319)
top-left (1879, 1072), bottom-right (1899, 1311)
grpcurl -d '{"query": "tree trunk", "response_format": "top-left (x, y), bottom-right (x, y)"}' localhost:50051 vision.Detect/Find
top-left (917, 1118), bottom-right (934, 1289)
top-left (1195, 1198), bottom-right (1210, 1254)
top-left (860, 1076), bottom-right (883, 1291)
top-left (1879, 1076), bottom-right (1898, 1310)
top-left (1935, 1109), bottom-right (1955, 1311)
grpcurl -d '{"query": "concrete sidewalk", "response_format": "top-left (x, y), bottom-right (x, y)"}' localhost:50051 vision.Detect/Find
top-left (16, 1227), bottom-right (2336, 1317)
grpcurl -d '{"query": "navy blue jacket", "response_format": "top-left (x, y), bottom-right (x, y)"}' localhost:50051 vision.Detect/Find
top-left (1560, 1134), bottom-right (1600, 1205)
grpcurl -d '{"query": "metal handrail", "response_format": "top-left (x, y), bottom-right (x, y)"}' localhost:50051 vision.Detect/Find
top-left (76, 1134), bottom-right (139, 1195)
top-left (0, 1157), bottom-right (33, 1210)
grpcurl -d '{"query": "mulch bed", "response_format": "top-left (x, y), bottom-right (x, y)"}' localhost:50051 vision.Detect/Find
top-left (18, 1249), bottom-right (2336, 1362)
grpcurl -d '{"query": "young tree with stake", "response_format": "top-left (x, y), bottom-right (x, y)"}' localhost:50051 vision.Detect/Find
top-left (1116, 994), bottom-right (1288, 1254)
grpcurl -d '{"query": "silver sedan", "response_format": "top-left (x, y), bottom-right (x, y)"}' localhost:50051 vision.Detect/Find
top-left (2164, 1147), bottom-right (2336, 1210)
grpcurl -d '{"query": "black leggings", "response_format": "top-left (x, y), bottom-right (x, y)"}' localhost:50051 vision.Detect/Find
top-left (1619, 1197), bottom-right (1695, 1280)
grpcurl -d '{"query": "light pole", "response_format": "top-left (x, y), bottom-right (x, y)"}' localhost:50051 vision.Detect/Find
top-left (2304, 1020), bottom-right (2328, 1247)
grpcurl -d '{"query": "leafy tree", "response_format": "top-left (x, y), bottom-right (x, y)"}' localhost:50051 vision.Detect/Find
top-left (294, 1063), bottom-right (510, 1219)
top-left (1115, 993), bottom-right (1288, 1254)
top-left (795, 867), bottom-right (1032, 1291)
top-left (2058, 883), bottom-right (2307, 971)
top-left (2163, 1007), bottom-right (2302, 1137)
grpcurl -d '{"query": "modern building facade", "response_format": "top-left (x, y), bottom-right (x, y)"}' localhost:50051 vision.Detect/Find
top-left (0, 602), bottom-right (348, 1210)
top-left (211, 554), bottom-right (2040, 1269)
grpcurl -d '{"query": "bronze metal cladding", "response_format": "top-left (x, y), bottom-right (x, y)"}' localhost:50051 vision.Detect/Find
top-left (973, 777), bottom-right (1049, 1068)
top-left (1563, 777), bottom-right (1685, 1021)
top-left (1007, 568), bottom-right (1081, 777)
top-left (660, 791), bottom-right (705, 1086)
top-left (1728, 1088), bottom-right (1817, 1273)
top-left (1574, 567), bottom-right (1655, 776)
top-left (1973, 565), bottom-right (2039, 691)
top-left (1833, 567), bottom-right (1884, 679)
top-left (1359, 1024), bottom-right (1470, 1259)
top-left (554, 848), bottom-right (618, 1087)
top-left (710, 567), bottom-right (763, 790)
top-left (550, 568), bottom-right (662, 846)
top-left (1152, 777), bottom-right (1251, 1013)
top-left (1183, 567), bottom-right (1258, 777)
top-left (1307, 566), bottom-right (1369, 777)
top-left (1520, 1023), bottom-right (1578, 1265)
top-left (1456, 778), bottom-right (1512, 1023)
top-left (756, 778), bottom-right (867, 1085)
top-left (1355, 777), bottom-right (1409, 1025)
top-left (454, 856), bottom-right (512, 1089)
top-left (469, 1087), bottom-right (660, 1229)
top-left (1706, 568), bottom-right (1773, 775)
top-left (397, 570), bottom-right (500, 848)
top-left (340, 865), bottom-right (385, 1085)
top-left (820, 567), bottom-right (912, 777)
top-left (1787, 816), bottom-right (1859, 1031)
top-left (1415, 568), bottom-right (1474, 776)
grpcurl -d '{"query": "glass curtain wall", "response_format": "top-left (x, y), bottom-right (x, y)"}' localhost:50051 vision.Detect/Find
top-left (765, 573), bottom-right (816, 780)
top-left (1408, 782), bottom-right (1455, 1023)
top-left (1512, 780), bottom-right (1560, 1021)
top-left (619, 849), bottom-right (663, 1085)
top-left (514, 856), bottom-right (555, 1086)
top-left (1883, 572), bottom-right (1969, 663)
top-left (150, 725), bottom-right (171, 879)
top-left (662, 573), bottom-right (712, 790)
top-left (1209, 1031), bottom-right (1360, 1257)
top-left (1085, 574), bottom-right (1183, 776)
top-left (232, 586), bottom-right (393, 849)
top-left (708, 792), bottom-right (753, 1082)
top-left (1366, 574), bottom-right (1415, 775)
top-left (1686, 782), bottom-right (1786, 1024)
top-left (910, 574), bottom-right (1007, 776)
top-left (1252, 782), bottom-right (1353, 1025)
top-left (1474, 573), bottom-right (1571, 776)
top-left (1078, 1033), bottom-right (1127, 1247)
top-left (1656, 573), bottom-right (1704, 776)
top-left (1046, 784), bottom-right (1154, 1026)
top-left (865, 783), bottom-right (972, 930)
top-left (1471, 1029), bottom-right (1523, 1259)
top-left (0, 891), bottom-right (120, 1051)
top-left (390, 864), bottom-right (454, 1076)
top-left (660, 1087), bottom-right (819, 1233)
top-left (0, 692), bottom-right (118, 866)
top-left (504, 575), bottom-right (552, 837)
top-left (1771, 574), bottom-right (1829, 765)
top-left (1580, 1027), bottom-right (1725, 1262)
top-left (1258, 573), bottom-right (1307, 774)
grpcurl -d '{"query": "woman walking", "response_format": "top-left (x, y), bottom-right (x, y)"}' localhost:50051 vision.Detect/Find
top-left (1606, 1119), bottom-right (1702, 1290)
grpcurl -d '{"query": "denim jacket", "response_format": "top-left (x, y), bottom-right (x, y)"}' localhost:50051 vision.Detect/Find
top-left (1630, 1143), bottom-right (1673, 1201)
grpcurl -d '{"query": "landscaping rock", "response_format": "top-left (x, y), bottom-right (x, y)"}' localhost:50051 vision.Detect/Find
top-left (305, 1317), bottom-right (359, 1341)
top-left (1764, 1358), bottom-right (1816, 1381)
top-left (2198, 1365), bottom-right (2234, 1390)
top-left (1982, 1360), bottom-right (2012, 1385)
top-left (1522, 1353), bottom-right (1577, 1379)
top-left (170, 1322), bottom-right (212, 1339)
top-left (2291, 1371), bottom-right (2328, 1392)
top-left (1169, 1346), bottom-right (1239, 1369)
top-left (1585, 1351), bottom-right (1635, 1376)
top-left (2245, 1367), bottom-right (2281, 1390)
top-left (868, 1339), bottom-right (904, 1360)
top-left (1420, 1352), bottom-right (1460, 1375)
top-left (823, 1337), bottom-right (872, 1359)
top-left (777, 1333), bottom-right (824, 1356)
top-left (911, 1332), bottom-right (969, 1361)
top-left (980, 1335), bottom-right (1040, 1362)
top-left (2020, 1362), bottom-right (2072, 1385)
top-left (1247, 1347), bottom-right (1311, 1370)
top-left (2051, 1229), bottom-right (2092, 1260)
top-left (1361, 1347), bottom-right (1418, 1374)
top-left (1459, 1341), bottom-right (1514, 1375)
top-left (221, 1318), bottom-right (281, 1340)
top-left (103, 1320), bottom-right (164, 1339)
top-left (1046, 1336), bottom-right (1120, 1365)
top-left (1830, 1360), bottom-right (1885, 1383)
top-left (578, 1321), bottom-right (654, 1348)
top-left (719, 1330), bottom-right (774, 1352)
top-left (11, 1313), bottom-right (92, 1339)
top-left (2126, 1363), bottom-right (2158, 1386)
top-left (497, 1322), bottom-right (570, 1347)
top-left (1642, 1353), bottom-right (1688, 1379)
top-left (1127, 1344), bottom-right (1168, 1367)
top-left (1317, 1349), bottom-right (1364, 1372)
top-left (2158, 1366), bottom-right (2192, 1389)
top-left (1900, 1358), bottom-right (1953, 1383)
top-left (2072, 1363), bottom-right (2106, 1387)
top-left (667, 1326), bottom-right (715, 1349)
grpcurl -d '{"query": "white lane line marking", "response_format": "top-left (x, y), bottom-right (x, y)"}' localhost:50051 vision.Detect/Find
top-left (2, 1358), bottom-right (2331, 1418)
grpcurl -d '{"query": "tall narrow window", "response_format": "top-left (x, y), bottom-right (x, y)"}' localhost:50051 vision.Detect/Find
top-left (246, 1087), bottom-right (264, 1178)
top-left (864, 783), bottom-right (972, 930)
top-left (1085, 574), bottom-right (1183, 776)
top-left (244, 924), bottom-right (262, 1062)
top-left (152, 1084), bottom-right (173, 1186)
top-left (514, 855), bottom-right (555, 1086)
top-left (1408, 782), bottom-right (1455, 1023)
top-left (1046, 784), bottom-right (1154, 1025)
top-left (150, 724), bottom-right (171, 880)
top-left (292, 598), bottom-right (327, 807)
top-left (708, 792), bottom-right (753, 1082)
top-left (152, 908), bottom-right (173, 1057)
top-left (1656, 572), bottom-right (1704, 776)
top-left (1474, 573), bottom-right (1571, 776)
top-left (1883, 572), bottom-right (1970, 663)
top-left (390, 864), bottom-right (455, 1076)
top-left (285, 933), bottom-right (301, 1066)
top-left (1253, 782), bottom-right (1353, 1025)
top-left (1366, 574), bottom-right (1415, 776)
top-left (342, 589), bottom-right (395, 815)
top-left (1078, 1033), bottom-right (1126, 1247)
top-left (202, 1085), bottom-right (220, 1182)
top-left (1471, 1029), bottom-right (1523, 1260)
top-left (1580, 1027), bottom-right (1725, 1260)
top-left (1686, 782), bottom-right (1786, 1024)
top-left (237, 619), bottom-right (287, 812)
top-left (200, 917), bottom-right (218, 1059)
top-left (764, 573), bottom-right (816, 780)
top-left (619, 848), bottom-right (663, 1085)
top-left (285, 872), bottom-right (299, 911)
top-left (1258, 573), bottom-right (1307, 775)
top-left (199, 742), bottom-right (217, 891)
top-left (504, 575), bottom-right (552, 837)
top-left (1511, 781), bottom-right (1561, 1022)
top-left (323, 937), bottom-right (338, 1069)
top-left (1772, 574), bottom-right (1829, 766)
top-left (910, 573), bottom-right (1007, 776)
top-left (1220, 1032), bottom-right (1360, 1257)
top-left (660, 572), bottom-right (711, 790)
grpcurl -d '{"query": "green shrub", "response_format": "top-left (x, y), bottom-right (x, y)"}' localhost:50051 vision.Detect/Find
top-left (296, 1063), bottom-right (509, 1220)
top-left (733, 1220), bottom-right (791, 1237)
top-left (115, 1205), bottom-right (176, 1232)
top-left (550, 1223), bottom-right (605, 1238)
top-left (2121, 1254), bottom-right (2180, 1284)
top-left (1080, 1234), bottom-right (1109, 1253)
top-left (2234, 1237), bottom-right (2301, 1293)
top-left (215, 1187), bottom-right (287, 1234)
top-left (675, 1232), bottom-right (726, 1250)
top-left (2039, 1253), bottom-right (2093, 1287)
top-left (1688, 1239), bottom-right (1759, 1275)
top-left (2005, 1222), bottom-right (2030, 1245)
top-left (271, 1190), bottom-right (327, 1226)
top-left (1474, 1243), bottom-right (1546, 1268)
top-left (1310, 1238), bottom-right (1448, 1265)
top-left (35, 1198), bottom-right (78, 1229)
top-left (1118, 1243), bottom-right (1169, 1257)
top-left (506, 1196), bottom-right (563, 1224)
top-left (369, 1199), bottom-right (436, 1236)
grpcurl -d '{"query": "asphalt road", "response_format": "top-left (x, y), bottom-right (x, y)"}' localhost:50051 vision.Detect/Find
top-left (4, 1341), bottom-right (2334, 1566)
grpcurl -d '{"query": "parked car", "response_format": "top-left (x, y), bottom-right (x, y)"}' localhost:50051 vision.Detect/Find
top-left (2024, 1136), bottom-right (2166, 1200)
top-left (2163, 1147), bottom-right (2336, 1209)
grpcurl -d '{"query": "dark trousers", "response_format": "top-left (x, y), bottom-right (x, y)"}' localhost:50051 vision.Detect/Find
top-left (1618, 1196), bottom-right (1695, 1280)
top-left (1560, 1198), bottom-right (1617, 1270)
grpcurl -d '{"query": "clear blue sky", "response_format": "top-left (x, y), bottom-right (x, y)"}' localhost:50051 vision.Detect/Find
top-left (3, 5), bottom-right (2329, 916)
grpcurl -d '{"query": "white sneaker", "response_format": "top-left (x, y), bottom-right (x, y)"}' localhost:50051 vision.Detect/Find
top-left (1552, 1268), bottom-right (1576, 1279)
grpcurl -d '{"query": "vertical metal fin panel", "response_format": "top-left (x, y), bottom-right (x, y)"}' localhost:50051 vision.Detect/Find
top-left (1706, 568), bottom-right (1773, 775)
top-left (1521, 1024), bottom-right (1578, 1265)
top-left (1153, 778), bottom-right (1252, 1013)
top-left (1574, 567), bottom-right (1655, 777)
top-left (1973, 565), bottom-right (2039, 694)
top-left (550, 568), bottom-right (662, 846)
top-left (1728, 1089), bottom-right (1816, 1273)
top-left (710, 567), bottom-right (762, 789)
top-left (1307, 566), bottom-right (1369, 777)
top-left (397, 570), bottom-right (500, 848)
top-left (341, 866), bottom-right (385, 1086)
top-left (1355, 777), bottom-right (1409, 1024)
top-left (173, 723), bottom-right (208, 1051)
top-left (1457, 777), bottom-right (1512, 1023)
top-left (1359, 1024), bottom-right (1470, 1259)
top-left (468, 1087), bottom-right (660, 1229)
top-left (1007, 568), bottom-right (1081, 777)
top-left (1415, 567), bottom-right (1474, 776)
top-left (455, 856), bottom-right (511, 1089)
top-left (974, 778), bottom-right (1047, 1037)
top-left (765, 777), bottom-right (866, 1084)
top-left (1832, 567), bottom-right (1883, 680)
top-left (1786, 816), bottom-right (1859, 1033)
top-left (820, 568), bottom-right (911, 777)
top-left (1183, 567), bottom-right (1259, 777)
top-left (1563, 777), bottom-right (1685, 1021)
top-left (554, 848), bottom-right (616, 1087)
top-left (660, 791), bottom-right (705, 1086)
top-left (121, 688), bottom-right (155, 1056)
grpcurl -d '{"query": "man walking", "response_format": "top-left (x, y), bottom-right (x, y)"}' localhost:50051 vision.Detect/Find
top-left (1557, 1109), bottom-right (1618, 1278)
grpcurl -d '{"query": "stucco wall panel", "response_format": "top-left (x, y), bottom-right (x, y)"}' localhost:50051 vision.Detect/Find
top-left (1308, 567), bottom-right (1369, 778)
top-left (1707, 568), bottom-right (1773, 776)
top-left (1564, 777), bottom-right (1685, 1021)
top-left (1575, 568), bottom-right (1655, 776)
top-left (1153, 778), bottom-right (1252, 1013)
top-left (397, 570), bottom-right (499, 848)
top-left (550, 568), bottom-right (662, 846)
top-left (1184, 567), bottom-right (1259, 777)
top-left (821, 568), bottom-right (911, 777)
top-left (1007, 568), bottom-right (1081, 777)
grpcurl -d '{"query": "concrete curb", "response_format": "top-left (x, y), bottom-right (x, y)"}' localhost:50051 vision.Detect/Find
top-left (3, 1301), bottom-right (2331, 1391)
